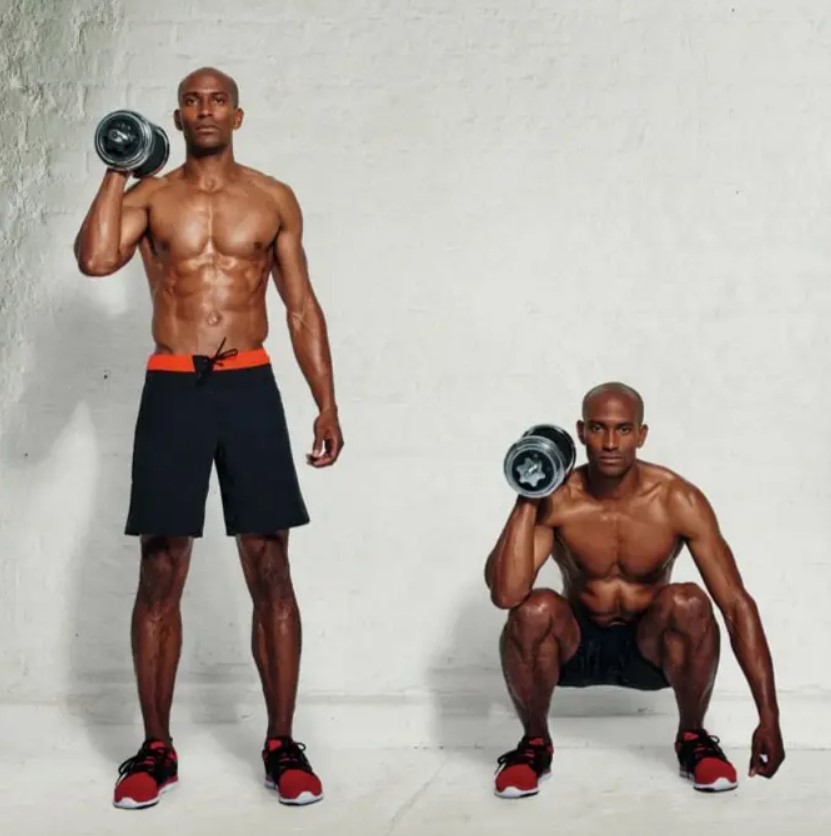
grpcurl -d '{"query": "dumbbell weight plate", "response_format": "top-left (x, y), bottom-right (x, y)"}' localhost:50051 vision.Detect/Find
top-left (132, 125), bottom-right (170, 178)
top-left (504, 440), bottom-right (560, 498)
top-left (503, 424), bottom-right (577, 499)
top-left (95, 110), bottom-right (155, 172)
top-left (523, 424), bottom-right (576, 474)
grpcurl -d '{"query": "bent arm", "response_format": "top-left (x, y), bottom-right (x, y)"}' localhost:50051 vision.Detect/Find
top-left (670, 482), bottom-right (780, 724)
top-left (485, 497), bottom-right (554, 609)
top-left (74, 172), bottom-right (151, 276)
top-left (271, 184), bottom-right (336, 413)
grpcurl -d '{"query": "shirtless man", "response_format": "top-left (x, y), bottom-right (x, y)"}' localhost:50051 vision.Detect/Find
top-left (486, 383), bottom-right (784, 798)
top-left (74, 67), bottom-right (343, 810)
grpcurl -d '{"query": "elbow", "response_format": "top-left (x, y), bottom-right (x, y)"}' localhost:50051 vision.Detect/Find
top-left (74, 239), bottom-right (120, 277)
top-left (77, 256), bottom-right (117, 277)
top-left (490, 585), bottom-right (529, 611)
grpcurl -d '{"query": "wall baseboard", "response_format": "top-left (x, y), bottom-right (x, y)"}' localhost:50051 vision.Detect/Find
top-left (3, 687), bottom-right (828, 750)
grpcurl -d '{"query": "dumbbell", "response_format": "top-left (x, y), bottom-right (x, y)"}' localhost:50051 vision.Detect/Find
top-left (503, 424), bottom-right (576, 499)
top-left (94, 110), bottom-right (169, 178)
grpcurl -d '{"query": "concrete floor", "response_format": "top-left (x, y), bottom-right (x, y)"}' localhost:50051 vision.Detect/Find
top-left (1, 706), bottom-right (827, 836)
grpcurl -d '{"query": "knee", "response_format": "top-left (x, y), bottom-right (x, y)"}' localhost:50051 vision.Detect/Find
top-left (137, 536), bottom-right (191, 613)
top-left (664, 583), bottom-right (715, 632)
top-left (507, 589), bottom-right (572, 636)
top-left (240, 534), bottom-right (294, 610)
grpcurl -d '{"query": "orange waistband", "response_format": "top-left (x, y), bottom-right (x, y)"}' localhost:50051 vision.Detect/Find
top-left (146, 347), bottom-right (270, 373)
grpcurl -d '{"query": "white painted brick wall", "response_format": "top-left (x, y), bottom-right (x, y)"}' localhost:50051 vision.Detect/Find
top-left (1, 0), bottom-right (830, 743)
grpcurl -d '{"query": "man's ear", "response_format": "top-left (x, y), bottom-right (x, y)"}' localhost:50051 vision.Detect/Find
top-left (173, 109), bottom-right (183, 131)
top-left (234, 108), bottom-right (244, 130)
top-left (638, 423), bottom-right (649, 448)
top-left (576, 420), bottom-right (586, 445)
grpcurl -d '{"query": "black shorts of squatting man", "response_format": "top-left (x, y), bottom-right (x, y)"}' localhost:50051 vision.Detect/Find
top-left (558, 604), bottom-right (670, 691)
top-left (125, 347), bottom-right (309, 537)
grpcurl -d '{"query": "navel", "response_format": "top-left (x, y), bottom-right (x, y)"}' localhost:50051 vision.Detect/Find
top-left (206, 310), bottom-right (223, 326)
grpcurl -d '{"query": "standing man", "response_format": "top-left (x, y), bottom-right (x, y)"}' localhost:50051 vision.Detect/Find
top-left (74, 67), bottom-right (343, 809)
top-left (486, 383), bottom-right (784, 798)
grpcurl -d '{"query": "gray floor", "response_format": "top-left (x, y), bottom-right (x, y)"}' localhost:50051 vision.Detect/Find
top-left (1, 706), bottom-right (826, 836)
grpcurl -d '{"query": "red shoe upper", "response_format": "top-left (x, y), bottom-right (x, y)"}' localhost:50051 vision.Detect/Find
top-left (495, 736), bottom-right (553, 795)
top-left (114, 740), bottom-right (178, 806)
top-left (263, 737), bottom-right (322, 801)
top-left (676, 729), bottom-right (737, 787)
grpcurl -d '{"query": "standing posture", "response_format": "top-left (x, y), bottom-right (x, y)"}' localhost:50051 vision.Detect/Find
top-left (486, 382), bottom-right (783, 798)
top-left (75, 67), bottom-right (343, 809)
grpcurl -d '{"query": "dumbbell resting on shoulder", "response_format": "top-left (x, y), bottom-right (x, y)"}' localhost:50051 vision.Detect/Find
top-left (503, 424), bottom-right (576, 499)
top-left (94, 110), bottom-right (169, 178)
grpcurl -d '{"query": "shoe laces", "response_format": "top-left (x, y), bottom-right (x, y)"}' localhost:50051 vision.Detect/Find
top-left (496, 736), bottom-right (550, 771)
top-left (264, 737), bottom-right (313, 774)
top-left (117, 741), bottom-right (171, 776)
top-left (679, 730), bottom-right (727, 762)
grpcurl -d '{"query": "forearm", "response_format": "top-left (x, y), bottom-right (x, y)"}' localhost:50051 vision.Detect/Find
top-left (286, 297), bottom-right (336, 412)
top-left (75, 170), bottom-right (129, 272)
top-left (487, 500), bottom-right (538, 608)
top-left (726, 594), bottom-right (779, 722)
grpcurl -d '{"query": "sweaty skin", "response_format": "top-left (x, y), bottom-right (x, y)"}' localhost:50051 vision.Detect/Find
top-left (73, 68), bottom-right (342, 748)
top-left (486, 385), bottom-right (785, 779)
top-left (75, 70), bottom-right (341, 462)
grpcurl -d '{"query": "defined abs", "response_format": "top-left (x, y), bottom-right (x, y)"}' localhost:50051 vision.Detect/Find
top-left (151, 302), bottom-right (268, 355)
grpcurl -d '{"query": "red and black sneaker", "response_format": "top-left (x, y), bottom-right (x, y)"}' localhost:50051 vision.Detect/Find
top-left (676, 729), bottom-right (738, 792)
top-left (113, 739), bottom-right (178, 809)
top-left (494, 736), bottom-right (553, 799)
top-left (262, 737), bottom-right (323, 806)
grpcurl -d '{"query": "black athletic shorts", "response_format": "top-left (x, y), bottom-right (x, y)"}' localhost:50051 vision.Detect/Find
top-left (125, 347), bottom-right (310, 537)
top-left (557, 604), bottom-right (670, 691)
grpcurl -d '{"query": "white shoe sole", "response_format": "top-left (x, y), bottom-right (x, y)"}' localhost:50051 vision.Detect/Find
top-left (113, 778), bottom-right (178, 809)
top-left (265, 778), bottom-right (323, 806)
top-left (680, 768), bottom-right (738, 793)
top-left (494, 770), bottom-right (551, 799)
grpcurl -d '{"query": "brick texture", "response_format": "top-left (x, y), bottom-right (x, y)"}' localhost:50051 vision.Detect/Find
top-left (1, 1), bottom-right (830, 728)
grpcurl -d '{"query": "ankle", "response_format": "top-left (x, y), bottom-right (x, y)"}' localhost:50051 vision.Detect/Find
top-left (676, 726), bottom-right (707, 743)
top-left (523, 730), bottom-right (552, 746)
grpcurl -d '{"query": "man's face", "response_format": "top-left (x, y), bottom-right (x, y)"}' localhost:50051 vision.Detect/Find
top-left (577, 395), bottom-right (647, 478)
top-left (175, 75), bottom-right (242, 153)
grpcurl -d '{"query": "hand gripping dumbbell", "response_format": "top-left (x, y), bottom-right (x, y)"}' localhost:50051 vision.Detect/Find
top-left (94, 110), bottom-right (170, 178)
top-left (503, 424), bottom-right (576, 499)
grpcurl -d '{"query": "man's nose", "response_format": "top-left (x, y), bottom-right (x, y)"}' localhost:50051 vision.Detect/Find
top-left (603, 432), bottom-right (618, 449)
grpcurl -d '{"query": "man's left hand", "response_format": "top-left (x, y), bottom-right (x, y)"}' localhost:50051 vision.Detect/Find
top-left (307, 408), bottom-right (343, 467)
top-left (749, 719), bottom-right (785, 778)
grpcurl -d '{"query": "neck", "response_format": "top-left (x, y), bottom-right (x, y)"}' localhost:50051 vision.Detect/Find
top-left (585, 461), bottom-right (640, 500)
top-left (183, 146), bottom-right (236, 185)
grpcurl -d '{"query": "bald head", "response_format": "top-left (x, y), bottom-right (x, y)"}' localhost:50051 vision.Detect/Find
top-left (177, 66), bottom-right (239, 107)
top-left (582, 382), bottom-right (644, 424)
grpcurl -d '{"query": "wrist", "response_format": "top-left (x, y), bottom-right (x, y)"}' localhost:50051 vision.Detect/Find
top-left (759, 708), bottom-right (780, 726)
